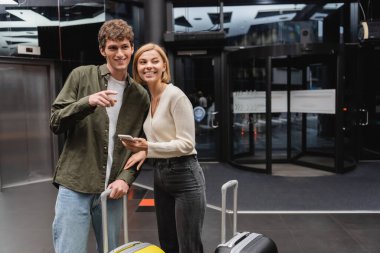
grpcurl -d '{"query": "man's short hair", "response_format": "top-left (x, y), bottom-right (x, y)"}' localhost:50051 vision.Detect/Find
top-left (98, 19), bottom-right (134, 49)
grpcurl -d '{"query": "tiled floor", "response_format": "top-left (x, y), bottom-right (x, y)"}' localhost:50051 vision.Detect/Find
top-left (1, 166), bottom-right (380, 253)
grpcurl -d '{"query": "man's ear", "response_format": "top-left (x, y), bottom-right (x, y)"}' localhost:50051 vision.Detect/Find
top-left (99, 47), bottom-right (106, 57)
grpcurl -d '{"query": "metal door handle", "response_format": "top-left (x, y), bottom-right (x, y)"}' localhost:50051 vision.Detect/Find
top-left (212, 111), bottom-right (219, 128)
top-left (359, 109), bottom-right (368, 126)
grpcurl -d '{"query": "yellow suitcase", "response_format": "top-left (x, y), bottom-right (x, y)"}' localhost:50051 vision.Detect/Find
top-left (101, 189), bottom-right (165, 253)
top-left (109, 241), bottom-right (164, 253)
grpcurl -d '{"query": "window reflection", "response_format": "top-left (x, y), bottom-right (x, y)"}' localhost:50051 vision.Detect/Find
top-left (173, 3), bottom-right (344, 47)
top-left (0, 0), bottom-right (144, 60)
top-left (0, 1), bottom-right (105, 57)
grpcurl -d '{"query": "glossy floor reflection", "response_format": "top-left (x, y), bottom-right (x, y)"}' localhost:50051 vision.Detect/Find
top-left (1, 166), bottom-right (380, 253)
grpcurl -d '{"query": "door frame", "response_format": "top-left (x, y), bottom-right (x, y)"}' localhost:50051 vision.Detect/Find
top-left (167, 47), bottom-right (225, 161)
top-left (225, 44), bottom-right (355, 174)
top-left (351, 44), bottom-right (380, 161)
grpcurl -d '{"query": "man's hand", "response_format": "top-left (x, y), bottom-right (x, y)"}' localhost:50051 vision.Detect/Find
top-left (89, 90), bottom-right (118, 107)
top-left (107, 179), bottom-right (129, 199)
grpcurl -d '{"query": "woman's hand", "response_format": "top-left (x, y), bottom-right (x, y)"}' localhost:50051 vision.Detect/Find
top-left (121, 137), bottom-right (148, 153)
top-left (124, 150), bottom-right (147, 171)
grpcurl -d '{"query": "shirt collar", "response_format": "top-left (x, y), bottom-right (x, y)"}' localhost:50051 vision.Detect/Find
top-left (100, 64), bottom-right (131, 87)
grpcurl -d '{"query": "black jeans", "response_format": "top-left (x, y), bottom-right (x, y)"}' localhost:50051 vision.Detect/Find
top-left (152, 155), bottom-right (206, 253)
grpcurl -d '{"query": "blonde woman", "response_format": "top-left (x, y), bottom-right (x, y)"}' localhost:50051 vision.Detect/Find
top-left (123, 43), bottom-right (206, 253)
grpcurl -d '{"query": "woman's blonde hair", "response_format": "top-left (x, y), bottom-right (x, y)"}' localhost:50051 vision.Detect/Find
top-left (132, 43), bottom-right (171, 84)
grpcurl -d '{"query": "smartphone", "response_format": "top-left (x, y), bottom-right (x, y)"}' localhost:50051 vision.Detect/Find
top-left (118, 134), bottom-right (135, 141)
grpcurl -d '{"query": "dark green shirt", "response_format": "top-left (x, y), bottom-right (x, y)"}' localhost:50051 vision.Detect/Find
top-left (50, 64), bottom-right (150, 193)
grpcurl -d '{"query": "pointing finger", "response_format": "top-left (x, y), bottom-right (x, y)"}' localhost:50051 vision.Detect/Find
top-left (105, 90), bottom-right (118, 95)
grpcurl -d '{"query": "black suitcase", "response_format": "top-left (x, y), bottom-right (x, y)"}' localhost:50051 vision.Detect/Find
top-left (215, 180), bottom-right (278, 253)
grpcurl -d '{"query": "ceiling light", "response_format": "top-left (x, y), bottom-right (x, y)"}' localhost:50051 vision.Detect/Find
top-left (0, 0), bottom-right (18, 5)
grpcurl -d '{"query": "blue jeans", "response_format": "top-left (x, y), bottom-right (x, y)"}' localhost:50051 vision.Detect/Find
top-left (52, 186), bottom-right (123, 253)
top-left (153, 155), bottom-right (206, 253)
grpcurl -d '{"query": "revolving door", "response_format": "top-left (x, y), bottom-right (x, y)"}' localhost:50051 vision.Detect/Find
top-left (227, 44), bottom-right (356, 174)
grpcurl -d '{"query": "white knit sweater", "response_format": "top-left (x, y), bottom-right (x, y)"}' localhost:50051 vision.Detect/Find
top-left (144, 83), bottom-right (197, 158)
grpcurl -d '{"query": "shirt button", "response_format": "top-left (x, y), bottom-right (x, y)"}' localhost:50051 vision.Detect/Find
top-left (104, 146), bottom-right (107, 150)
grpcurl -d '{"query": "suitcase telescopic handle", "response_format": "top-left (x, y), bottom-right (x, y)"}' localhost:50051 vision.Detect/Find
top-left (100, 189), bottom-right (128, 253)
top-left (221, 180), bottom-right (238, 244)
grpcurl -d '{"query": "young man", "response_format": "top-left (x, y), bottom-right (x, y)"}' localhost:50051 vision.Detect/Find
top-left (50, 19), bottom-right (150, 253)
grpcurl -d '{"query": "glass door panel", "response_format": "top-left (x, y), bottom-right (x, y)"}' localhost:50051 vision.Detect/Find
top-left (271, 113), bottom-right (287, 159)
top-left (227, 44), bottom-right (354, 174)
top-left (174, 54), bottom-right (219, 160)
top-left (289, 67), bottom-right (303, 160)
top-left (290, 60), bottom-right (337, 170)
top-left (271, 66), bottom-right (290, 160)
top-left (230, 57), bottom-right (267, 171)
top-left (290, 112), bottom-right (303, 158)
top-left (356, 46), bottom-right (380, 160)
